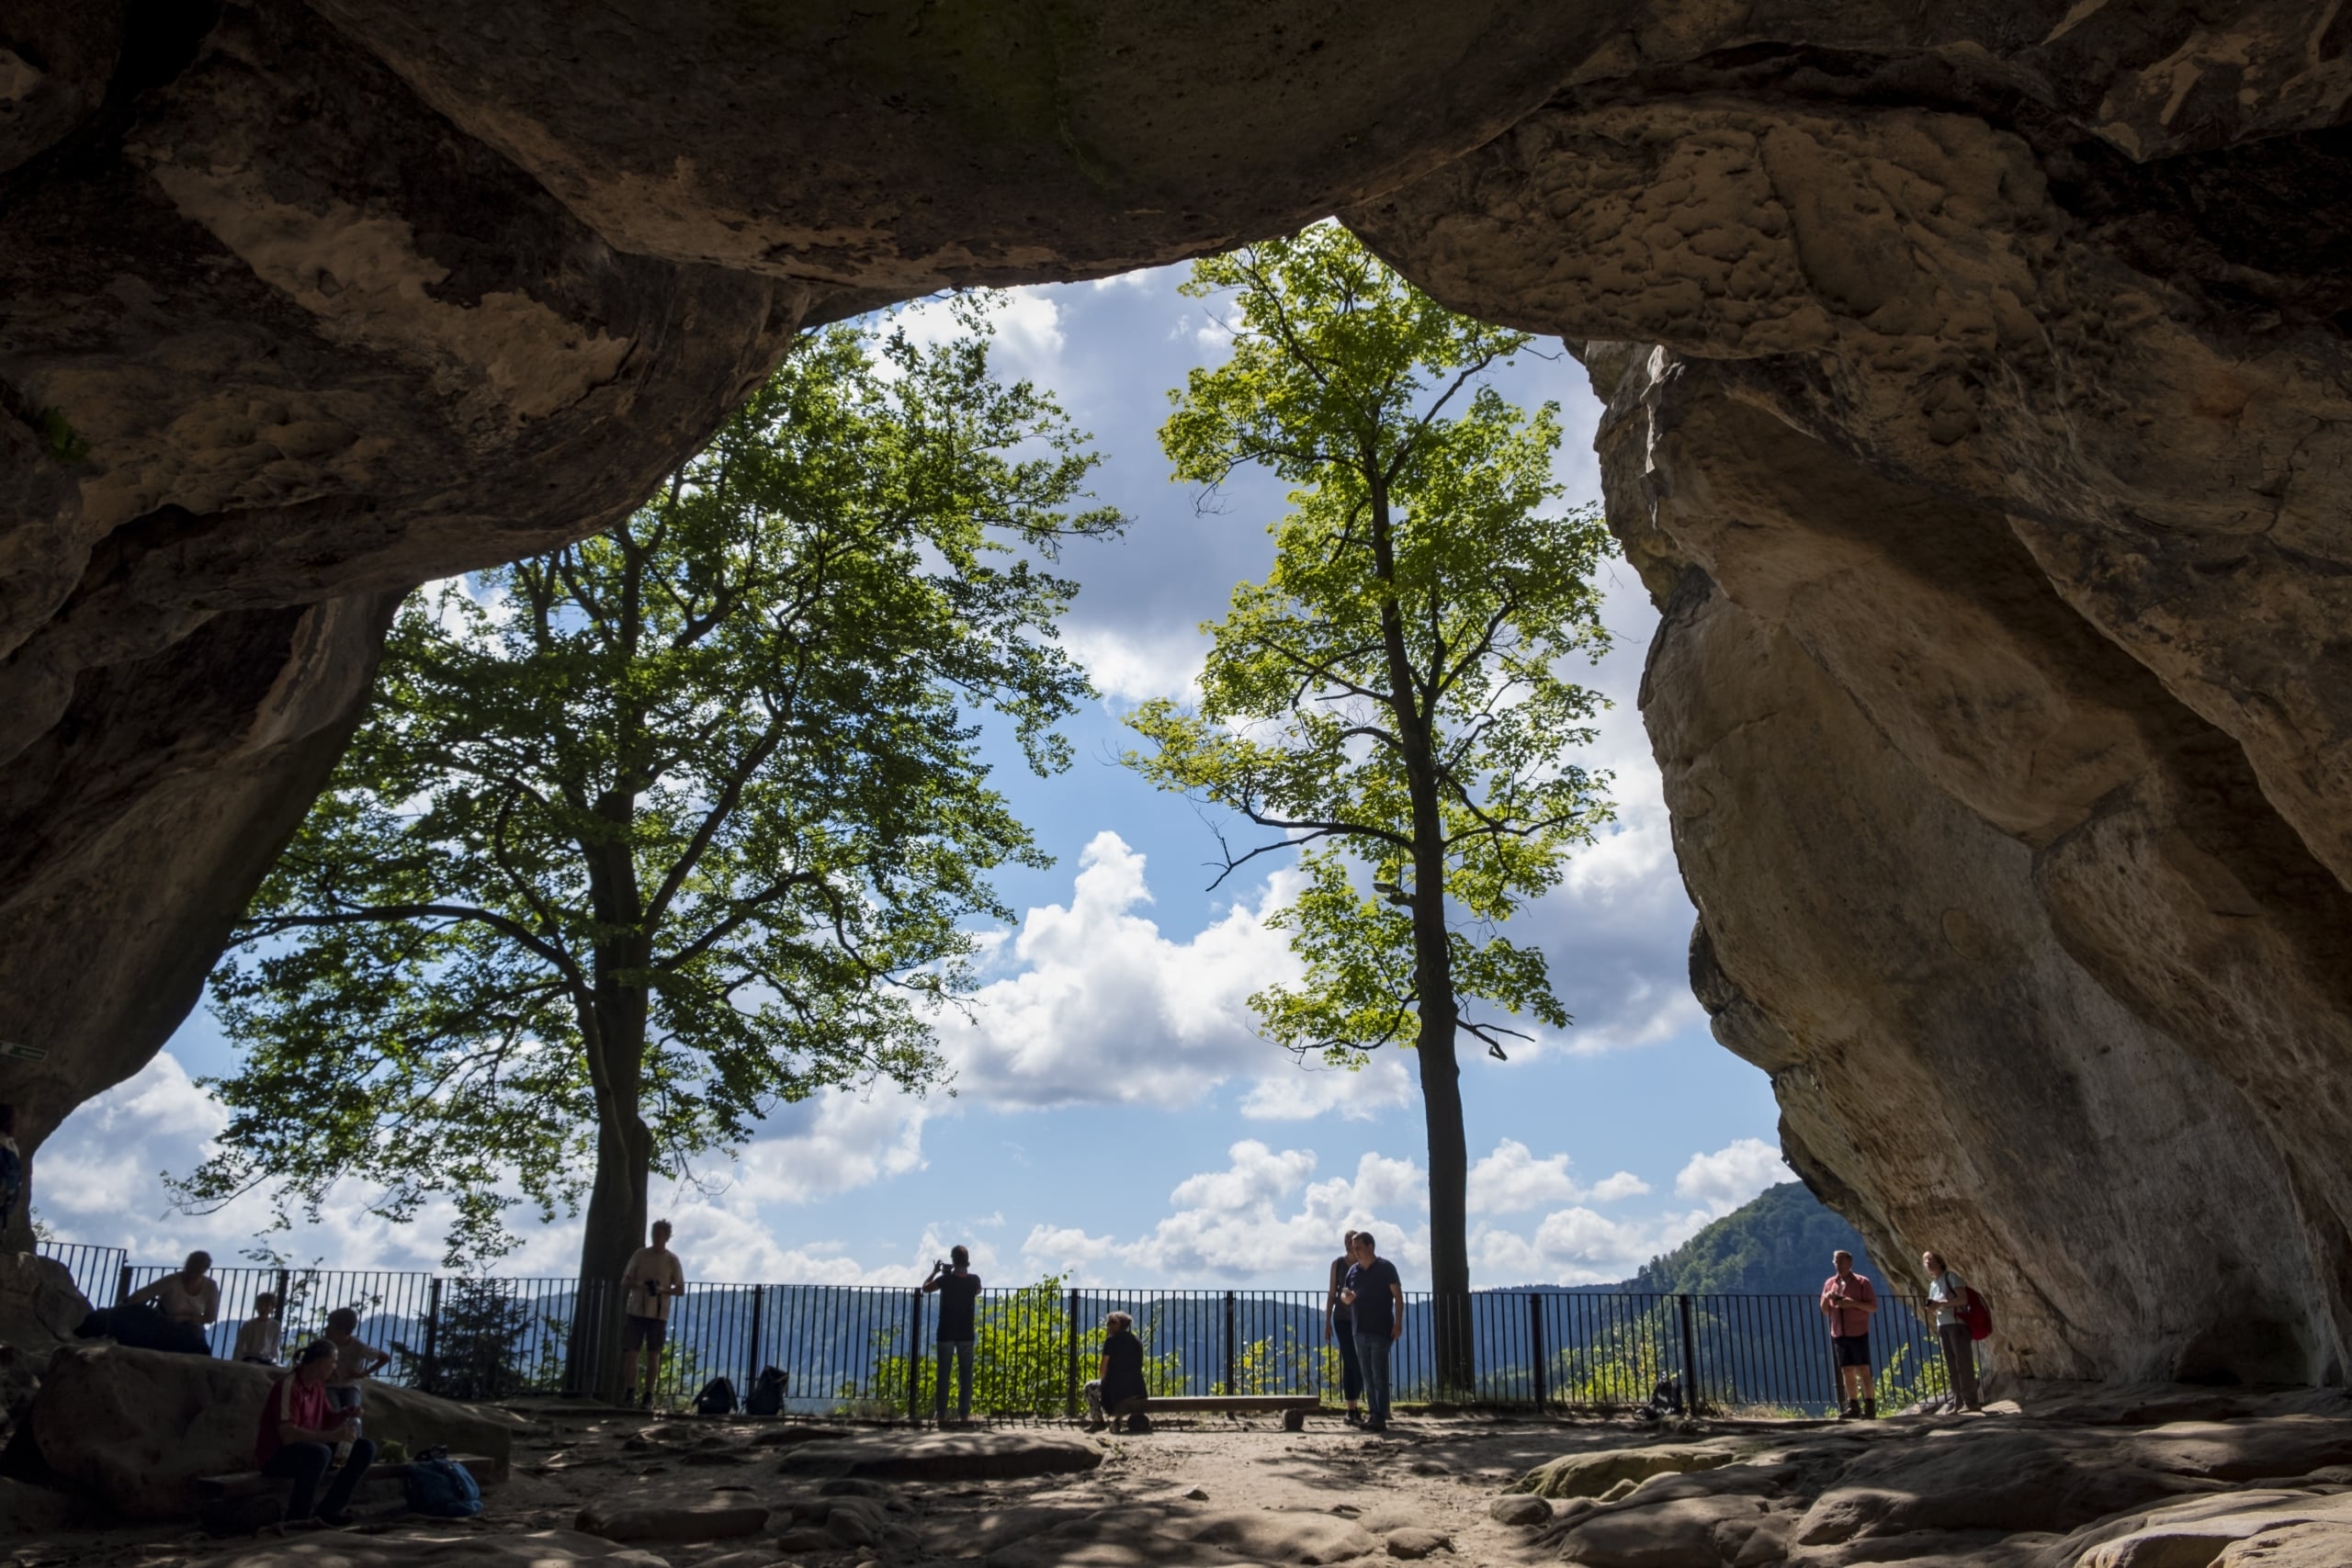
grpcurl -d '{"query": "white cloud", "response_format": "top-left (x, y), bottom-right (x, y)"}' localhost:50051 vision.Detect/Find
top-left (1236, 1055), bottom-right (1414, 1122)
top-left (1061, 622), bottom-right (1207, 705)
top-left (1464, 1139), bottom-right (1655, 1215)
top-left (1012, 1140), bottom-right (1429, 1285)
top-left (933, 831), bottom-right (1306, 1110)
top-left (1674, 1137), bottom-right (1792, 1217)
top-left (728, 1089), bottom-right (929, 1206)
top-left (1590, 1170), bottom-right (1655, 1202)
top-left (1466, 1139), bottom-right (1582, 1214)
top-left (888, 287), bottom-right (1066, 381)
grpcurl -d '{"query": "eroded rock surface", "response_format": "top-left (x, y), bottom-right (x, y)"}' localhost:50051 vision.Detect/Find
top-left (5, 2), bottom-right (2351, 1395)
top-left (1348, 16), bottom-right (2352, 1390)
top-left (30, 1343), bottom-right (526, 1518)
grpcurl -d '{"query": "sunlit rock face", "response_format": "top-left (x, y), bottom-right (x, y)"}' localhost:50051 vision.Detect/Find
top-left (5, 0), bottom-right (2349, 1391)
top-left (1351, 14), bottom-right (2352, 1384)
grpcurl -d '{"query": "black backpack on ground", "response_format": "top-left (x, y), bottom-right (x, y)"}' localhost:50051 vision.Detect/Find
top-left (693, 1376), bottom-right (737, 1415)
top-left (743, 1366), bottom-right (788, 1416)
top-left (1639, 1372), bottom-right (1684, 1419)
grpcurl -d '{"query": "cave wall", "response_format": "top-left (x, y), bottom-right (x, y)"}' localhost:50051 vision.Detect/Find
top-left (5, 0), bottom-right (2350, 1387)
top-left (1348, 17), bottom-right (2352, 1384)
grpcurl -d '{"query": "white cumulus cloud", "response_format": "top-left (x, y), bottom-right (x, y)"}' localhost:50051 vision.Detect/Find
top-left (1674, 1137), bottom-right (1792, 1217)
top-left (932, 831), bottom-right (1306, 1109)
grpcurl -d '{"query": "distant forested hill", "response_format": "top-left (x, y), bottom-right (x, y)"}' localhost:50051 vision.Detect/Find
top-left (1625, 1181), bottom-right (1876, 1296)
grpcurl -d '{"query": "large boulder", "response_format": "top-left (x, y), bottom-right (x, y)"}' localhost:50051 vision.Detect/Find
top-left (29, 1343), bottom-right (528, 1518)
top-left (0, 1252), bottom-right (90, 1356)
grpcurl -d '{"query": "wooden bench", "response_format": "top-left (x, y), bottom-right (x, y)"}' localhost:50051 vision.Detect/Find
top-left (1113, 1396), bottom-right (1323, 1432)
top-left (195, 1452), bottom-right (506, 1503)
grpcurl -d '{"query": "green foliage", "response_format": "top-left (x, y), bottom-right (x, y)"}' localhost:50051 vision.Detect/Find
top-left (179, 299), bottom-right (1121, 1268)
top-left (1130, 229), bottom-right (1613, 1066)
top-left (409, 1279), bottom-right (537, 1401)
top-left (1630, 1183), bottom-right (1873, 1296)
top-left (866, 1280), bottom-right (1187, 1417)
top-left (1221, 1329), bottom-right (1338, 1397)
top-left (1124, 226), bottom-right (1613, 1358)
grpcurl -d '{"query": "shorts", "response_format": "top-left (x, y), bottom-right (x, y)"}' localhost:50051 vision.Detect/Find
top-left (623, 1314), bottom-right (668, 1352)
top-left (1832, 1334), bottom-right (1872, 1368)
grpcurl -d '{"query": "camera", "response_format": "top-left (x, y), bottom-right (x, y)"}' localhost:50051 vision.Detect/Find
top-left (933, 1258), bottom-right (950, 1274)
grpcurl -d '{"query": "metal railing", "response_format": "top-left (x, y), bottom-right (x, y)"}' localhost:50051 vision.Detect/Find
top-left (36, 1242), bottom-right (1959, 1418)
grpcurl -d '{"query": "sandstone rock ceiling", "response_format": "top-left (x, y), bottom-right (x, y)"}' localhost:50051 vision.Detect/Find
top-left (2, 1), bottom-right (2346, 1387)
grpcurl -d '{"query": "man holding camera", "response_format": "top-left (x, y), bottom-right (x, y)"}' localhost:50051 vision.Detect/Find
top-left (619, 1219), bottom-right (686, 1408)
top-left (922, 1246), bottom-right (982, 1423)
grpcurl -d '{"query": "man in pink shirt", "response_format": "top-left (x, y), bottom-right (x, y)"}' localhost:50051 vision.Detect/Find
top-left (1820, 1249), bottom-right (1879, 1420)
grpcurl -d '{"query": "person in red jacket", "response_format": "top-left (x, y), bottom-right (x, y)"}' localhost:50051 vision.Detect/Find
top-left (255, 1340), bottom-right (378, 1526)
top-left (1819, 1249), bottom-right (1880, 1420)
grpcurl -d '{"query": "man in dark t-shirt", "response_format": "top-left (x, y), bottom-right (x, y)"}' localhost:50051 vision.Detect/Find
top-left (922, 1245), bottom-right (982, 1422)
top-left (1341, 1231), bottom-right (1405, 1433)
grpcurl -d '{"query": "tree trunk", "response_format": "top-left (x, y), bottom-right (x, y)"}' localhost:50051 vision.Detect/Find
top-left (1369, 479), bottom-right (1478, 1396)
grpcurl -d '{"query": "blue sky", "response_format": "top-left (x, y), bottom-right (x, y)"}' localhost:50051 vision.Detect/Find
top-left (35, 265), bottom-right (1787, 1289)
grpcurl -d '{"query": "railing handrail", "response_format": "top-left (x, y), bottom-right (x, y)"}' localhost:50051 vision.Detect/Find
top-left (36, 1239), bottom-right (1956, 1420)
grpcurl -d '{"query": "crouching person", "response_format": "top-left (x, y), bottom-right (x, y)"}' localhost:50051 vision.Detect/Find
top-left (1082, 1311), bottom-right (1149, 1433)
top-left (257, 1340), bottom-right (378, 1528)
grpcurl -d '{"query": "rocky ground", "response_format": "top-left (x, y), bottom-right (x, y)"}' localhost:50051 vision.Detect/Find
top-left (11, 1384), bottom-right (2352, 1568)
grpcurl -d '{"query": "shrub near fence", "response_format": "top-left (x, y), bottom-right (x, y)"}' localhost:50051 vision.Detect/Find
top-left (39, 1243), bottom-right (1951, 1417)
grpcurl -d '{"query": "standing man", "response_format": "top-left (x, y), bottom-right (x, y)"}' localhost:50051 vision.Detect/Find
top-left (1325, 1230), bottom-right (1365, 1427)
top-left (619, 1219), bottom-right (685, 1409)
top-left (1340, 1232), bottom-right (1404, 1435)
top-left (1922, 1250), bottom-right (1984, 1414)
top-left (1820, 1248), bottom-right (1880, 1420)
top-left (923, 1246), bottom-right (982, 1424)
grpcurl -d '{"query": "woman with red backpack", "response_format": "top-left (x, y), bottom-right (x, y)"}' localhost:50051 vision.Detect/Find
top-left (1923, 1250), bottom-right (1990, 1413)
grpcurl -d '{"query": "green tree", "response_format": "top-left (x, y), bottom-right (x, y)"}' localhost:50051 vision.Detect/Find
top-left (180, 302), bottom-right (1121, 1318)
top-left (1125, 228), bottom-right (1613, 1392)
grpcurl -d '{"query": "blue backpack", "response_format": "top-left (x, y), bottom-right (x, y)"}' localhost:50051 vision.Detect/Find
top-left (403, 1450), bottom-right (481, 1518)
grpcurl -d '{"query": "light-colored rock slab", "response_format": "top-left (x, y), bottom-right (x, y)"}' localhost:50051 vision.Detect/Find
top-left (1516, 1445), bottom-right (1738, 1500)
top-left (575, 1501), bottom-right (770, 1543)
top-left (777, 1429), bottom-right (1103, 1483)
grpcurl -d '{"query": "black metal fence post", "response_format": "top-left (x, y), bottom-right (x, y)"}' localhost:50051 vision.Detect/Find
top-left (114, 1263), bottom-right (130, 1307)
top-left (1529, 1292), bottom-right (1548, 1409)
top-left (747, 1285), bottom-right (765, 1391)
top-left (1677, 1294), bottom-right (1701, 1411)
top-left (1066, 1288), bottom-right (1080, 1419)
top-left (422, 1276), bottom-right (443, 1393)
top-left (1222, 1291), bottom-right (1236, 1394)
top-left (905, 1289), bottom-right (925, 1424)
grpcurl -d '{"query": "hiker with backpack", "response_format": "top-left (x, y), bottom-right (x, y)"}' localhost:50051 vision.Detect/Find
top-left (1923, 1250), bottom-right (1987, 1413)
top-left (618, 1219), bottom-right (686, 1409)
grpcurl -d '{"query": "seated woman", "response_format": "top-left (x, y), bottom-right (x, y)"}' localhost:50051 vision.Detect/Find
top-left (128, 1252), bottom-right (220, 1335)
top-left (1081, 1311), bottom-right (1149, 1433)
top-left (256, 1341), bottom-right (379, 1528)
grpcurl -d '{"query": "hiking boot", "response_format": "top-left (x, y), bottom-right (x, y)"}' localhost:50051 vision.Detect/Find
top-left (1082, 1417), bottom-right (1107, 1433)
top-left (1343, 1409), bottom-right (1363, 1427)
top-left (1838, 1400), bottom-right (1860, 1421)
top-left (1862, 1398), bottom-right (1877, 1420)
